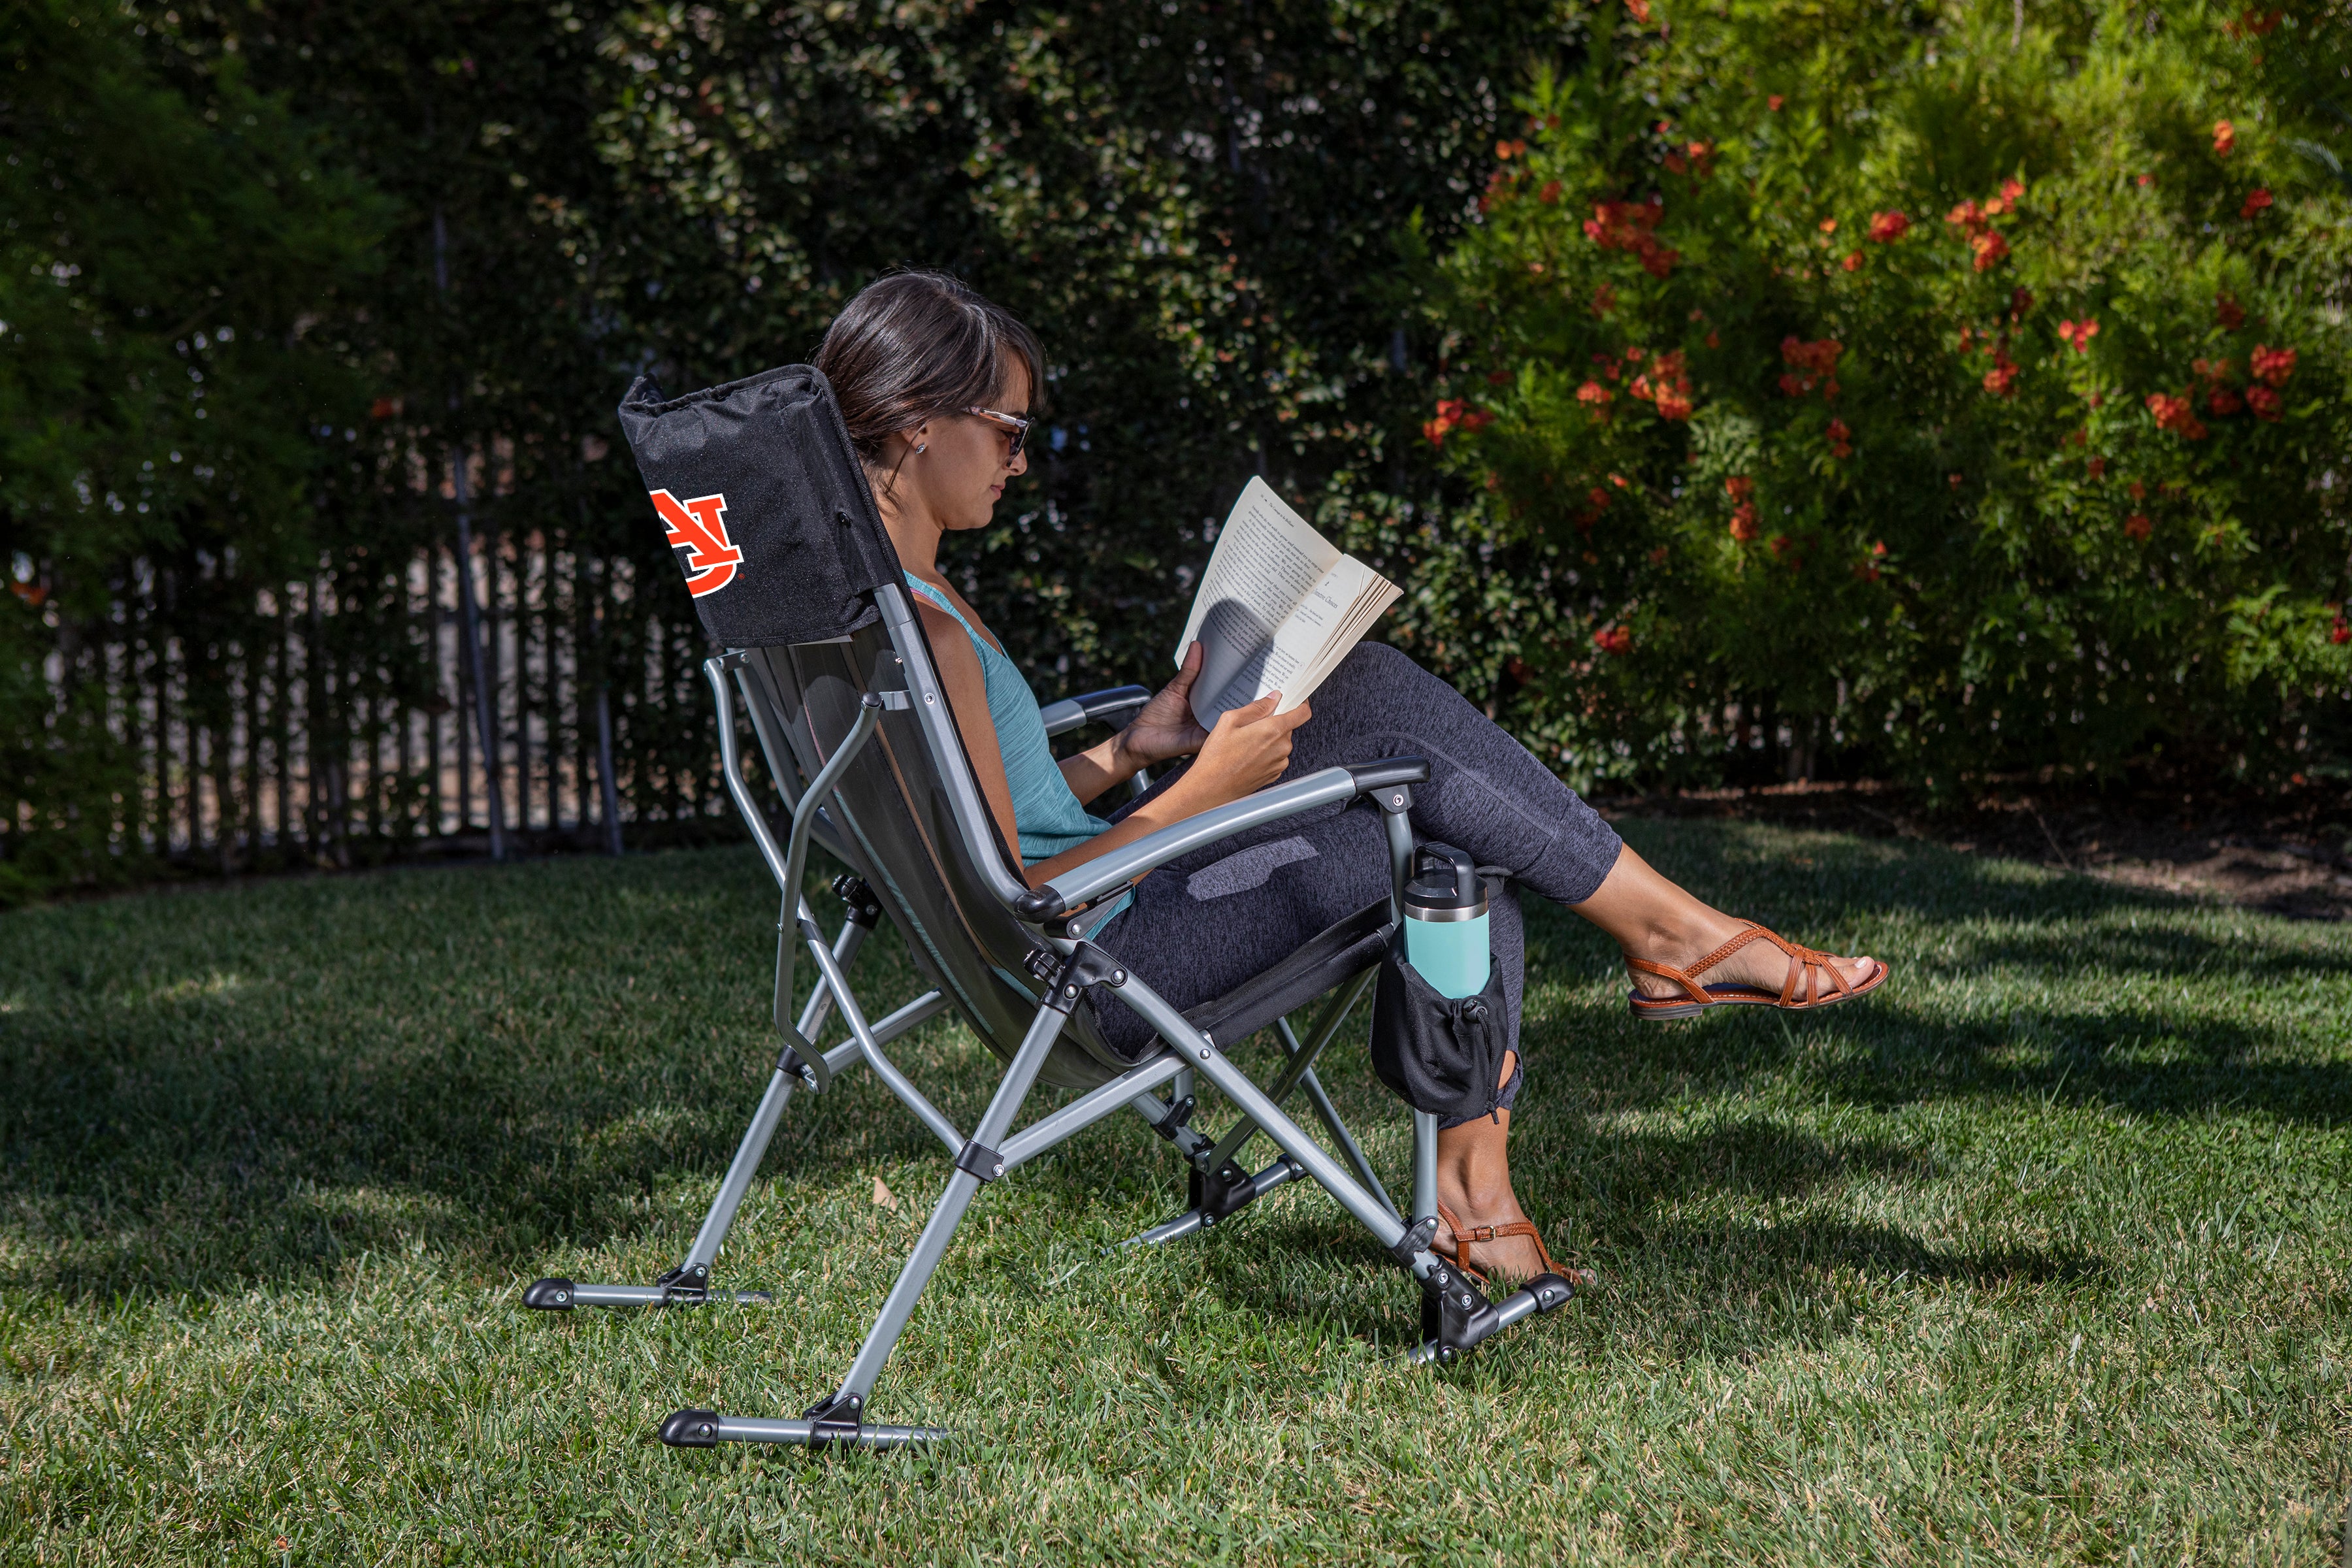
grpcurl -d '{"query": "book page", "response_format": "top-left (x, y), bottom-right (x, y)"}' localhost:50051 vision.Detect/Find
top-left (1174, 478), bottom-right (1343, 727)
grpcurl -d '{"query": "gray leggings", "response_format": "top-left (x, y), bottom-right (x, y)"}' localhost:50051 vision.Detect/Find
top-left (1090, 643), bottom-right (1624, 1124)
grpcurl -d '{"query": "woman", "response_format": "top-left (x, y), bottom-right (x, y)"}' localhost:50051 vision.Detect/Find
top-left (815, 271), bottom-right (1886, 1285)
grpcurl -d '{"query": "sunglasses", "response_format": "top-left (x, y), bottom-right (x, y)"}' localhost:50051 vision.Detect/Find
top-left (964, 405), bottom-right (1032, 459)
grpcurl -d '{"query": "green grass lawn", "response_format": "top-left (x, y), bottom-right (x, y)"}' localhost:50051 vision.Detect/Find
top-left (3, 821), bottom-right (2347, 1563)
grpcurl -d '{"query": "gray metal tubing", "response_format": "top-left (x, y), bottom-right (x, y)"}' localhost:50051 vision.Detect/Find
top-left (1298, 1065), bottom-right (1400, 1224)
top-left (803, 930), bottom-right (963, 1158)
top-left (1037, 690), bottom-right (1149, 738)
top-left (1413, 1110), bottom-right (1439, 1226)
top-left (999, 1054), bottom-right (1184, 1171)
top-left (704, 657), bottom-right (794, 894)
top-left (1403, 1286), bottom-right (1550, 1366)
top-left (1384, 808), bottom-right (1416, 922)
top-left (680, 988), bottom-right (943, 1273)
top-left (1123, 1154), bottom-right (1306, 1249)
top-left (832, 999), bottom-right (1071, 1401)
top-left (795, 913), bottom-right (869, 1045)
top-left (731, 659), bottom-right (804, 817)
top-left (861, 988), bottom-right (953, 1051)
top-left (569, 1283), bottom-right (773, 1307)
top-left (875, 589), bottom-right (1037, 910)
top-left (777, 700), bottom-right (882, 920)
top-left (1111, 975), bottom-right (1427, 1266)
top-left (1033, 767), bottom-right (1361, 913)
top-left (710, 1416), bottom-right (949, 1447)
top-left (1205, 971), bottom-right (1375, 1173)
top-left (682, 1067), bottom-right (798, 1270)
top-left (1132, 1091), bottom-right (1213, 1160)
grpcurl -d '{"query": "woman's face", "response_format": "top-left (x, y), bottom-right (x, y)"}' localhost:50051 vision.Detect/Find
top-left (902, 359), bottom-right (1031, 535)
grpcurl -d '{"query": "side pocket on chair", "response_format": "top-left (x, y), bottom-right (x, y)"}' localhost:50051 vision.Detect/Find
top-left (1368, 935), bottom-right (1511, 1122)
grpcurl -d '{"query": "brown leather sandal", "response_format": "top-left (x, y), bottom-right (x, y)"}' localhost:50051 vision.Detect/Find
top-left (1627, 922), bottom-right (1887, 1022)
top-left (1435, 1202), bottom-right (1598, 1290)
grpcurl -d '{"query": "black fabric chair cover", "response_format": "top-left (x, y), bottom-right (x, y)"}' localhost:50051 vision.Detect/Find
top-left (617, 365), bottom-right (903, 647)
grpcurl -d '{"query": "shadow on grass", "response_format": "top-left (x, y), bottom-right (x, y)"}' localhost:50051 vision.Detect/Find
top-left (0, 825), bottom-right (2341, 1312)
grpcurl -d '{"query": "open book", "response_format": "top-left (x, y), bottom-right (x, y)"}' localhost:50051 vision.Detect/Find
top-left (1173, 477), bottom-right (1402, 730)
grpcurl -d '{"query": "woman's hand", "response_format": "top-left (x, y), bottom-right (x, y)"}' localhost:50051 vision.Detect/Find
top-left (1171, 691), bottom-right (1313, 811)
top-left (1115, 642), bottom-right (1213, 770)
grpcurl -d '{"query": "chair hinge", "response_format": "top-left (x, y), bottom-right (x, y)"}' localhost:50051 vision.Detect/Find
top-left (1151, 1095), bottom-right (1196, 1141)
top-left (954, 1140), bottom-right (1007, 1183)
top-left (777, 1032), bottom-right (828, 1094)
top-left (831, 874), bottom-right (883, 927)
top-left (802, 1390), bottom-right (864, 1443)
top-left (1388, 1214), bottom-right (1439, 1269)
top-left (1042, 942), bottom-right (1128, 1015)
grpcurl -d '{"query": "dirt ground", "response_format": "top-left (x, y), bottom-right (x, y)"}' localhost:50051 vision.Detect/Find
top-left (1601, 780), bottom-right (2352, 922)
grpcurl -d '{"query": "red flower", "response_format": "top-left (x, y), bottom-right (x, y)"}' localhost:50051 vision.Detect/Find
top-left (2334, 618), bottom-right (2350, 645)
top-left (2145, 393), bottom-right (2208, 439)
top-left (1584, 197), bottom-right (1678, 278)
top-left (1767, 95), bottom-right (1785, 111)
top-left (1827, 417), bottom-right (1853, 457)
top-left (1767, 534), bottom-right (1802, 570)
top-left (1867, 210), bottom-right (1910, 242)
top-left (1946, 199), bottom-right (1984, 227)
top-left (2250, 344), bottom-right (2296, 386)
top-left (1588, 486), bottom-right (1611, 509)
top-left (2125, 514), bottom-right (2153, 540)
top-left (2000, 178), bottom-right (2025, 201)
top-left (1949, 472), bottom-right (1965, 489)
top-left (2209, 385), bottom-right (2244, 416)
top-left (2057, 318), bottom-right (2100, 353)
top-left (1423, 399), bottom-right (1488, 446)
top-left (1729, 503), bottom-right (1759, 540)
top-left (1841, 250), bottom-right (1864, 272)
top-left (2087, 457), bottom-right (2106, 479)
top-left (2246, 384), bottom-right (2283, 420)
top-left (2213, 119), bottom-right (2237, 157)
top-left (2128, 480), bottom-right (2146, 500)
top-left (2242, 188), bottom-right (2273, 218)
top-left (2136, 172), bottom-right (2154, 188)
top-left (1590, 282), bottom-right (1617, 318)
top-left (1983, 359), bottom-right (2019, 397)
top-left (1970, 230), bottom-right (2010, 270)
top-left (369, 397), bottom-right (398, 420)
top-left (1539, 179), bottom-right (1562, 204)
top-left (2216, 295), bottom-right (2246, 329)
top-left (1724, 476), bottom-right (1755, 500)
top-left (1624, 0), bottom-right (1652, 20)
top-left (1576, 380), bottom-right (1615, 412)
top-left (1593, 624), bottom-right (1633, 655)
top-left (1819, 217), bottom-right (1839, 235)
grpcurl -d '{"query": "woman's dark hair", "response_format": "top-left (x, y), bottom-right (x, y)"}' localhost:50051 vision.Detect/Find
top-left (815, 271), bottom-right (1044, 466)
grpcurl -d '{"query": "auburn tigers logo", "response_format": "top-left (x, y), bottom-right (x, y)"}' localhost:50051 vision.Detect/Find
top-left (649, 489), bottom-right (743, 597)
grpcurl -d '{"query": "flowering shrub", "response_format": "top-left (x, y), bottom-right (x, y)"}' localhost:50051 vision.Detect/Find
top-left (1408, 0), bottom-right (2351, 790)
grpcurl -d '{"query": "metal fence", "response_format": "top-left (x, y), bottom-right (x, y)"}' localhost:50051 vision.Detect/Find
top-left (7, 513), bottom-right (738, 879)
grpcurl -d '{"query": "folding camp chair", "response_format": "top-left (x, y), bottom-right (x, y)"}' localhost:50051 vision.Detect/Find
top-left (524, 364), bottom-right (1581, 1449)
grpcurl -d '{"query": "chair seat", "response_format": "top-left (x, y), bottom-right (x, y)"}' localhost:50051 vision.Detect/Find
top-left (1181, 898), bottom-right (1394, 1050)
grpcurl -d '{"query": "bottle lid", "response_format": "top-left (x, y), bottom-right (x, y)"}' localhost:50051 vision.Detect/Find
top-left (1403, 845), bottom-right (1487, 920)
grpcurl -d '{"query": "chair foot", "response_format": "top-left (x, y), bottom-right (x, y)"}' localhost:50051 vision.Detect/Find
top-left (658, 1407), bottom-right (950, 1449)
top-left (521, 1275), bottom-right (774, 1311)
top-left (1121, 1155), bottom-right (1304, 1247)
top-left (1408, 1269), bottom-right (1582, 1365)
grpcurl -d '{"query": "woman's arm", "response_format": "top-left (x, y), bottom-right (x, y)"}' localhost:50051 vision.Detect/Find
top-left (916, 600), bottom-right (1028, 866)
top-left (926, 605), bottom-right (1311, 892)
top-left (1055, 642), bottom-right (1212, 806)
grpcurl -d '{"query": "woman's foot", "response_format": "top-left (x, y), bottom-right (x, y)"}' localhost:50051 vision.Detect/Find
top-left (1432, 1196), bottom-right (1553, 1284)
top-left (1623, 913), bottom-right (1880, 1004)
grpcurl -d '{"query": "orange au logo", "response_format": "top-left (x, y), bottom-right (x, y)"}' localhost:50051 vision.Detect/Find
top-left (649, 489), bottom-right (742, 597)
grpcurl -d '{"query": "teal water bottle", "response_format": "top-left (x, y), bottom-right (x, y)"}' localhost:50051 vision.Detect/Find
top-left (1401, 845), bottom-right (1490, 1000)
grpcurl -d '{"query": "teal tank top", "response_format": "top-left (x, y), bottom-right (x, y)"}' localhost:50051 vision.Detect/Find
top-left (902, 579), bottom-right (1130, 924)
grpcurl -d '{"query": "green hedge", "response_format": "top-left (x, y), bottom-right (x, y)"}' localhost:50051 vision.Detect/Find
top-left (1410, 0), bottom-right (2352, 793)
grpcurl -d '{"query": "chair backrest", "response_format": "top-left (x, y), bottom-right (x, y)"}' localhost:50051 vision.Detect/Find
top-left (621, 364), bottom-right (1140, 1091)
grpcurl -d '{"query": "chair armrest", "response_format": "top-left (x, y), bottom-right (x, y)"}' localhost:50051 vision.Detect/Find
top-left (1011, 757), bottom-right (1429, 920)
top-left (1038, 685), bottom-right (1152, 738)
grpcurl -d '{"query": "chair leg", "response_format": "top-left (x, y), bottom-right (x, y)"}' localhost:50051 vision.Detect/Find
top-left (523, 913), bottom-right (947, 1312)
top-left (661, 973), bottom-right (1077, 1447)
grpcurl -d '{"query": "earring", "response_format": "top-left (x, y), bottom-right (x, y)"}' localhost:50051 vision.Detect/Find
top-left (915, 442), bottom-right (927, 454)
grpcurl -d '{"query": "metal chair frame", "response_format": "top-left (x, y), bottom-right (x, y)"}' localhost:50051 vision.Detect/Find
top-left (525, 582), bottom-right (1578, 1448)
